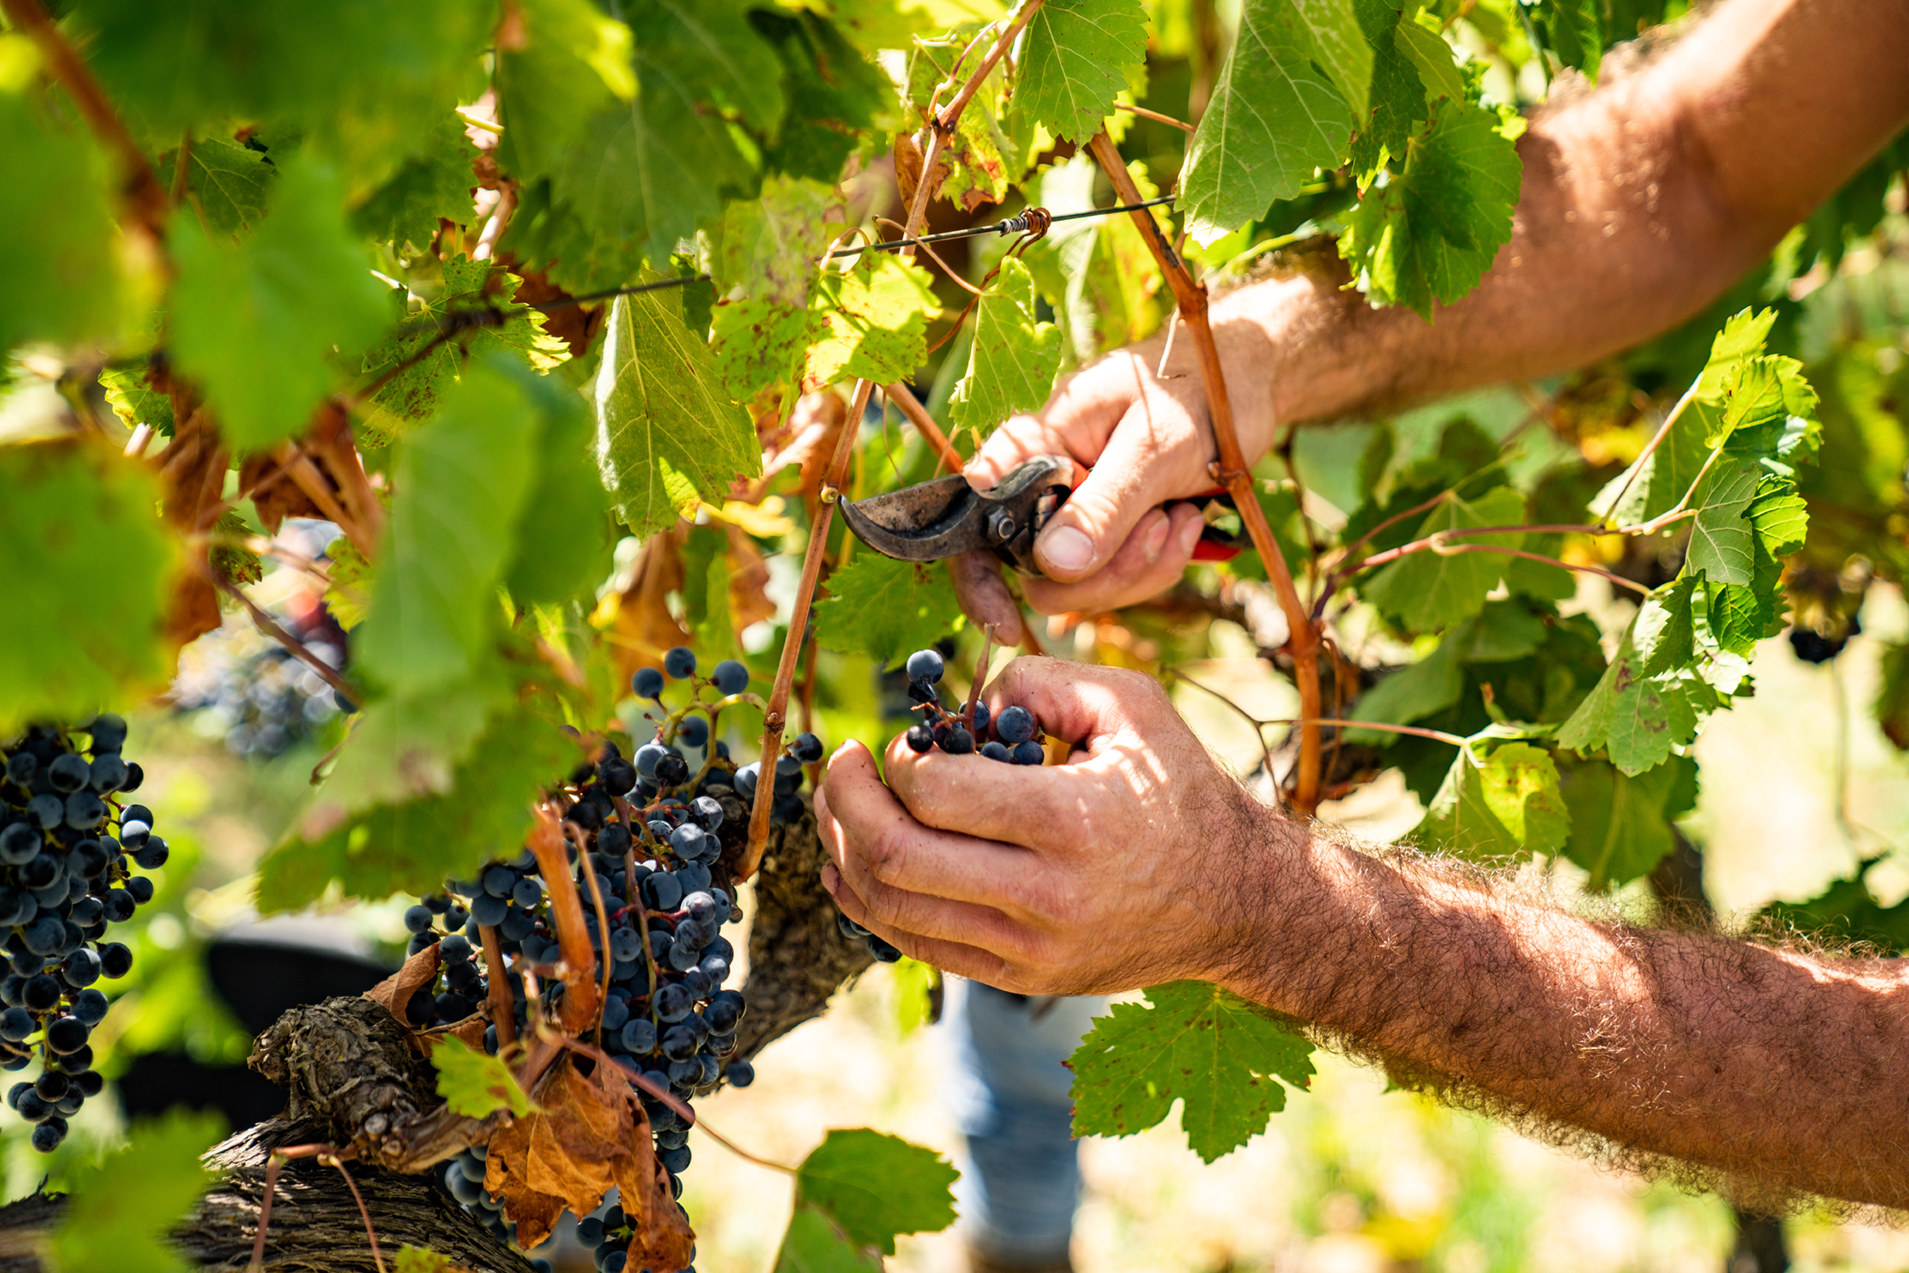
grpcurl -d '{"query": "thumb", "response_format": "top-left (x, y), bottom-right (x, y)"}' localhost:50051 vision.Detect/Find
top-left (1032, 414), bottom-right (1179, 581)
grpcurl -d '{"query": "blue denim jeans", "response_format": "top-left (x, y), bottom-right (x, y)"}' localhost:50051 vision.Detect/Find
top-left (946, 980), bottom-right (1108, 1266)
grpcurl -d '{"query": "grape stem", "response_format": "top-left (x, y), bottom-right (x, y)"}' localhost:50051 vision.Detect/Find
top-left (882, 382), bottom-right (964, 475)
top-left (1085, 130), bottom-right (1326, 815)
top-left (320, 1151), bottom-right (386, 1273)
top-left (690, 1116), bottom-right (800, 1176)
top-left (477, 924), bottom-right (517, 1052)
top-left (1348, 539), bottom-right (1653, 595)
top-left (572, 821), bottom-right (616, 1048)
top-left (210, 572), bottom-right (362, 705)
top-left (526, 807), bottom-right (600, 1035)
top-left (740, 1), bottom-right (1029, 878)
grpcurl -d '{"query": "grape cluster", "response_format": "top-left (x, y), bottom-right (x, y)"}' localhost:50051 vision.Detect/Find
top-left (898, 649), bottom-right (1045, 765)
top-left (419, 648), bottom-right (809, 1269)
top-left (0, 718), bottom-right (155, 1151)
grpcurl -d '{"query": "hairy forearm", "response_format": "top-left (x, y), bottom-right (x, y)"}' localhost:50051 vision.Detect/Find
top-left (1220, 830), bottom-right (1909, 1207)
top-left (1205, 0), bottom-right (1909, 433)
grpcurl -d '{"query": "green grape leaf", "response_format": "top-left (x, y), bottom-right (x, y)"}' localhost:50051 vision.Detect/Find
top-left (761, 11), bottom-right (897, 182)
top-left (1349, 0), bottom-right (1426, 177)
top-left (1339, 95), bottom-right (1522, 318)
top-left (1069, 981), bottom-right (1315, 1163)
top-left (504, 364), bottom-right (613, 607)
top-left (1391, 13), bottom-right (1463, 103)
top-left (0, 444), bottom-right (178, 737)
top-left (632, 0), bottom-right (785, 134)
top-left (1707, 354), bottom-right (1792, 447)
top-left (497, 0), bottom-right (637, 183)
top-left (1635, 574), bottom-right (1697, 677)
top-left (350, 114), bottom-right (478, 249)
top-left (433, 1035), bottom-right (536, 1119)
top-left (354, 360), bottom-right (543, 696)
top-left (783, 0), bottom-right (1007, 57)
top-left (503, 177), bottom-right (647, 297)
top-left (0, 63), bottom-right (128, 353)
top-left (162, 135), bottom-right (273, 239)
top-left (948, 257), bottom-right (1064, 432)
top-left (1181, 0), bottom-right (1355, 243)
top-left (1360, 485), bottom-right (1526, 632)
top-left (1347, 633), bottom-right (1463, 744)
top-left (1747, 475), bottom-right (1809, 557)
top-left (804, 255), bottom-right (943, 389)
top-left (1421, 741), bottom-right (1570, 860)
top-left (259, 698), bottom-right (579, 909)
top-left (718, 175), bottom-right (838, 306)
top-left (171, 156), bottom-right (391, 453)
top-left (1558, 754), bottom-right (1698, 889)
top-left (712, 297), bottom-right (821, 402)
top-left (1290, 0), bottom-right (1373, 116)
top-left (1535, 0), bottom-right (1605, 81)
top-left (1015, 0), bottom-right (1150, 145)
top-left (813, 554), bottom-right (963, 669)
top-left (1703, 547), bottom-right (1785, 660)
top-left (793, 1129), bottom-right (959, 1255)
top-left (101, 367), bottom-right (176, 438)
top-left (1685, 460), bottom-right (1761, 586)
top-left (1555, 625), bottom-right (1721, 775)
top-left (51, 1109), bottom-right (224, 1273)
top-left (773, 1203), bottom-right (884, 1273)
top-left (594, 290), bottom-right (762, 538)
top-left (358, 257), bottom-right (570, 434)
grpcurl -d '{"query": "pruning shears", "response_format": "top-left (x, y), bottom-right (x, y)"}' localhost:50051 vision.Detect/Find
top-left (839, 453), bottom-right (1248, 576)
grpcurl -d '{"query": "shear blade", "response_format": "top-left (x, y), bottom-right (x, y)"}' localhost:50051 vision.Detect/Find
top-left (839, 473), bottom-right (985, 562)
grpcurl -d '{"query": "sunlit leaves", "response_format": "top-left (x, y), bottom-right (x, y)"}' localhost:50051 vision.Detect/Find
top-left (1069, 981), bottom-right (1315, 1163)
top-left (1555, 621), bottom-right (1723, 775)
top-left (594, 291), bottom-right (761, 538)
top-left (1339, 96), bottom-right (1522, 318)
top-left (813, 554), bottom-right (963, 669)
top-left (1290, 0), bottom-right (1373, 116)
top-left (948, 258), bottom-right (1063, 432)
top-left (1359, 485), bottom-right (1526, 631)
top-left (434, 1035), bottom-right (537, 1119)
top-left (718, 175), bottom-right (838, 306)
top-left (497, 0), bottom-right (637, 183)
top-left (1422, 741), bottom-right (1570, 860)
top-left (792, 1130), bottom-right (958, 1255)
top-left (1181, 0), bottom-right (1356, 243)
top-left (0, 444), bottom-right (178, 736)
top-left (170, 156), bottom-right (390, 452)
top-left (1016, 0), bottom-right (1151, 145)
top-left (804, 255), bottom-right (942, 388)
top-left (52, 1109), bottom-right (224, 1273)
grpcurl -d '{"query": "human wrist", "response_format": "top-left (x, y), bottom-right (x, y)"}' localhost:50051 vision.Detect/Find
top-left (1203, 795), bottom-right (1333, 1010)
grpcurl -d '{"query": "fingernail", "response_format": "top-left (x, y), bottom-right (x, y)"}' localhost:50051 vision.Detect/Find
top-left (1038, 525), bottom-right (1093, 573)
top-left (1177, 515), bottom-right (1204, 557)
top-left (1139, 510), bottom-right (1170, 564)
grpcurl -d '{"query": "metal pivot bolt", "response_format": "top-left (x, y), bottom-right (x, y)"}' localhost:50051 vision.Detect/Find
top-left (987, 508), bottom-right (1017, 542)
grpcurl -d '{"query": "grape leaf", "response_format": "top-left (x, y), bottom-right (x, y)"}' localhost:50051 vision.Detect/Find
top-left (760, 11), bottom-right (898, 182)
top-left (504, 364), bottom-right (613, 607)
top-left (1181, 0), bottom-right (1356, 244)
top-left (1069, 981), bottom-right (1315, 1163)
top-left (1015, 0), bottom-right (1150, 145)
top-left (0, 66), bottom-right (128, 354)
top-left (354, 360), bottom-right (543, 696)
top-left (780, 0), bottom-right (1008, 56)
top-left (1635, 574), bottom-right (1697, 676)
top-left (773, 1203), bottom-right (884, 1273)
top-left (630, 0), bottom-right (785, 135)
top-left (1555, 624), bottom-right (1722, 775)
top-left (358, 258), bottom-right (570, 433)
top-left (1360, 485), bottom-right (1526, 632)
top-left (0, 444), bottom-right (178, 737)
top-left (1391, 13), bottom-right (1464, 104)
top-left (170, 155), bottom-right (391, 452)
top-left (804, 255), bottom-right (943, 389)
top-left (497, 0), bottom-right (637, 184)
top-left (1348, 0), bottom-right (1426, 177)
top-left (51, 1109), bottom-right (224, 1273)
top-left (1748, 478), bottom-right (1809, 557)
top-left (433, 1035), bottom-right (536, 1119)
top-left (813, 554), bottom-right (963, 669)
top-left (160, 135), bottom-right (273, 239)
top-left (259, 698), bottom-right (580, 909)
top-left (1684, 461), bottom-right (1761, 586)
top-left (351, 114), bottom-right (479, 250)
top-left (948, 257), bottom-right (1064, 432)
top-left (1347, 633), bottom-right (1463, 744)
top-left (792, 1129), bottom-right (958, 1255)
top-left (504, 178), bottom-right (647, 297)
top-left (593, 290), bottom-right (762, 538)
top-left (1338, 95), bottom-right (1522, 318)
top-left (903, 27), bottom-right (1014, 211)
top-left (1558, 754), bottom-right (1698, 889)
top-left (1534, 0), bottom-right (1604, 81)
top-left (1289, 0), bottom-right (1373, 117)
top-left (717, 175), bottom-right (838, 306)
top-left (101, 367), bottom-right (175, 437)
top-left (1421, 741), bottom-right (1570, 860)
top-left (712, 297), bottom-right (821, 402)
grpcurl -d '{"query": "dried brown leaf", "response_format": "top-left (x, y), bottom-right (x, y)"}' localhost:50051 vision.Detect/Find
top-left (364, 942), bottom-right (442, 1025)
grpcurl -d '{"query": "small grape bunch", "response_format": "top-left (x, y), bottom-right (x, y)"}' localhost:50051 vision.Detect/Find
top-left (898, 648), bottom-right (1046, 765)
top-left (0, 717), bottom-right (156, 1151)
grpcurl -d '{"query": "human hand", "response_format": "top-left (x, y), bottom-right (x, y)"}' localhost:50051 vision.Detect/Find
top-left (813, 656), bottom-right (1302, 995)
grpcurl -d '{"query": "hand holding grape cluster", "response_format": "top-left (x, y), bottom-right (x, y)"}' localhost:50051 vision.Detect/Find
top-left (0, 717), bottom-right (154, 1152)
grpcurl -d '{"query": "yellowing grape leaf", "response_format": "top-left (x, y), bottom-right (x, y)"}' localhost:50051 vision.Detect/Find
top-left (813, 554), bottom-right (963, 669)
top-left (594, 289), bottom-right (761, 538)
top-left (432, 1035), bottom-right (535, 1119)
top-left (712, 297), bottom-right (821, 402)
top-left (170, 155), bottom-right (391, 452)
top-left (948, 257), bottom-right (1063, 432)
top-left (803, 255), bottom-right (942, 389)
top-left (1069, 981), bottom-right (1315, 1163)
top-left (1180, 0), bottom-right (1355, 243)
top-left (1015, 0), bottom-right (1150, 145)
top-left (718, 174), bottom-right (838, 305)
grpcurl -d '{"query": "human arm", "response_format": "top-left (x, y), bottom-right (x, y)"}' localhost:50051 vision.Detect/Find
top-left (956, 0), bottom-right (1909, 629)
top-left (815, 657), bottom-right (1909, 1208)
